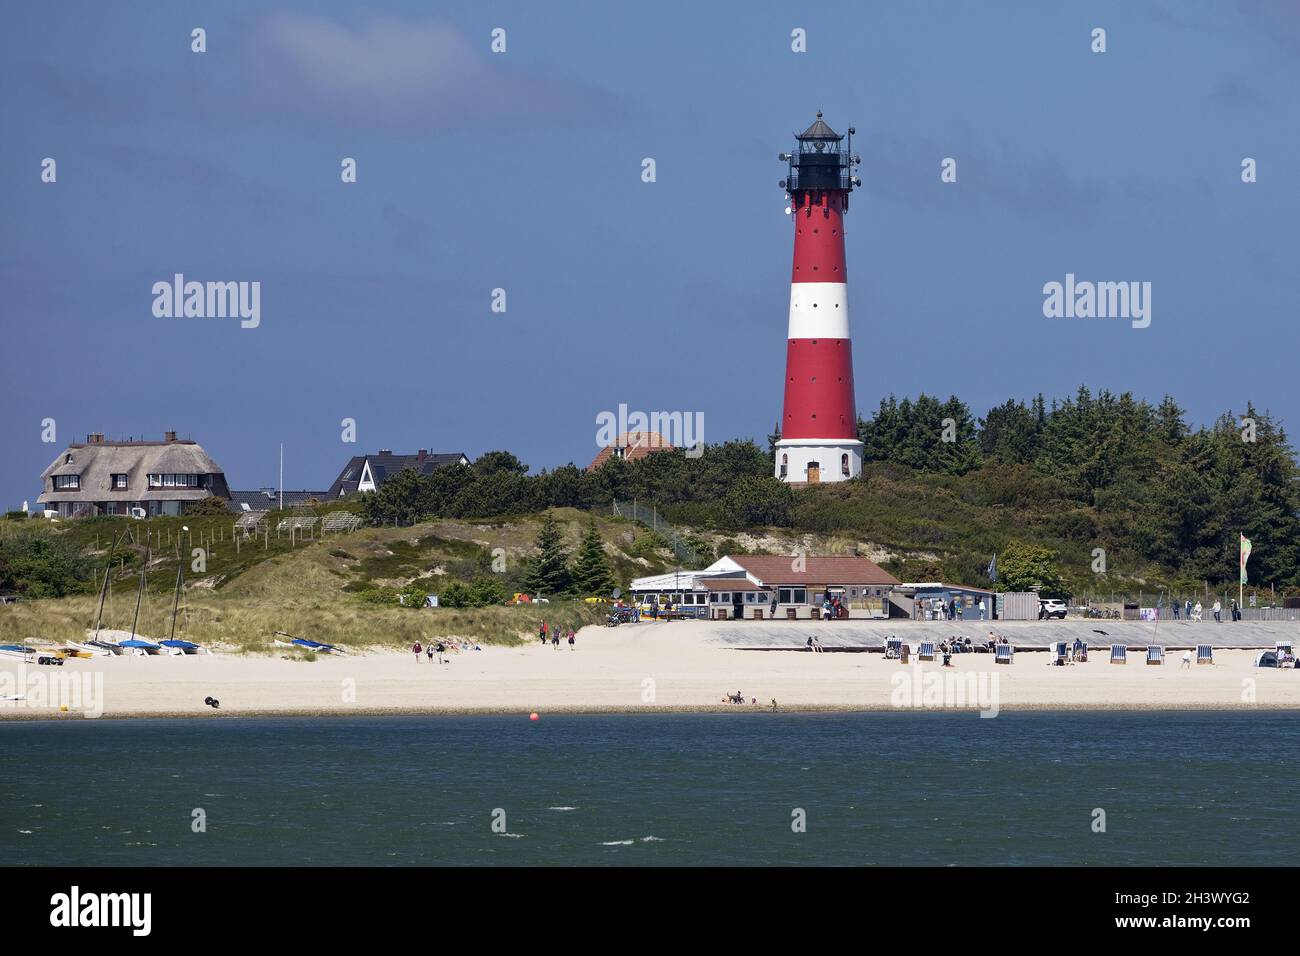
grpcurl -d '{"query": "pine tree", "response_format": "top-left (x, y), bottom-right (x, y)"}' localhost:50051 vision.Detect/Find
top-left (521, 514), bottom-right (571, 597)
top-left (569, 519), bottom-right (617, 597)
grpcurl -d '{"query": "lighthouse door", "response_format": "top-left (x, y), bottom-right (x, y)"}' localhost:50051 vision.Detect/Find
top-left (807, 462), bottom-right (821, 483)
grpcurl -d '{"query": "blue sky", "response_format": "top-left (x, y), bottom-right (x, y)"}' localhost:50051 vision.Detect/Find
top-left (2, 1), bottom-right (1298, 506)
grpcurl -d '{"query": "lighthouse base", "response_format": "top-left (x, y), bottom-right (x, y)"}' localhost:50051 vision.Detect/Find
top-left (774, 438), bottom-right (864, 484)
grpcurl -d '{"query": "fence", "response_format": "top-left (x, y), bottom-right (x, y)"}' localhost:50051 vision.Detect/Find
top-left (609, 499), bottom-right (700, 567)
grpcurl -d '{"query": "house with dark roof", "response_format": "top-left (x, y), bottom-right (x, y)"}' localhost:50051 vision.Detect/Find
top-left (327, 449), bottom-right (469, 497)
top-left (37, 432), bottom-right (230, 518)
top-left (225, 489), bottom-right (332, 514)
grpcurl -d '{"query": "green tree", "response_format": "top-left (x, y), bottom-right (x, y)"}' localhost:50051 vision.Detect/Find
top-left (995, 541), bottom-right (1068, 598)
top-left (473, 450), bottom-right (529, 477)
top-left (520, 514), bottom-right (571, 597)
top-left (570, 519), bottom-right (616, 596)
top-left (437, 580), bottom-right (473, 608)
top-left (721, 476), bottom-right (795, 529)
top-left (469, 576), bottom-right (508, 606)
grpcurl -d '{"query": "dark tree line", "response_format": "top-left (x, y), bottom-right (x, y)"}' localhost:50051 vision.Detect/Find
top-left (355, 386), bottom-right (1300, 589)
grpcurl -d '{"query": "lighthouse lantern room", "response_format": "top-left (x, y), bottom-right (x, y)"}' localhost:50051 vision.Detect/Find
top-left (774, 112), bottom-right (865, 484)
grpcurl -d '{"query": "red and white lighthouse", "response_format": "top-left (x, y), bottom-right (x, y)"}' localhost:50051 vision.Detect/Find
top-left (775, 112), bottom-right (864, 484)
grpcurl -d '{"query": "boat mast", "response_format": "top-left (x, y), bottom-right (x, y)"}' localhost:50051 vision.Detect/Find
top-left (169, 558), bottom-right (184, 642)
top-left (130, 547), bottom-right (149, 642)
top-left (92, 531), bottom-right (124, 641)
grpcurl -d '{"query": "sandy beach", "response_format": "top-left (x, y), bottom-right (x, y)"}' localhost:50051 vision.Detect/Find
top-left (2, 620), bottom-right (1298, 719)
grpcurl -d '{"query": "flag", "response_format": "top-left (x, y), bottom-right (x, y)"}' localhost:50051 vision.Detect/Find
top-left (987, 553), bottom-right (997, 583)
top-left (1240, 534), bottom-right (1252, 585)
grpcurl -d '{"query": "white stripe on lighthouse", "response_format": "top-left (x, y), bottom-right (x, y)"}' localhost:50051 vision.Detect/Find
top-left (787, 282), bottom-right (849, 339)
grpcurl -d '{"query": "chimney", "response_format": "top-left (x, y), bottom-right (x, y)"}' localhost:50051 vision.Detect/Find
top-left (418, 449), bottom-right (427, 463)
top-left (87, 433), bottom-right (104, 444)
top-left (164, 431), bottom-right (177, 442)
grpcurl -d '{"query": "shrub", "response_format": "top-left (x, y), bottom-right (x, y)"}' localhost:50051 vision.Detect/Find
top-left (397, 580), bottom-right (430, 609)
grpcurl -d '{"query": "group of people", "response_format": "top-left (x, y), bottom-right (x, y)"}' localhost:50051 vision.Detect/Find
top-left (538, 620), bottom-right (577, 650)
top-left (1170, 599), bottom-right (1242, 622)
top-left (411, 640), bottom-right (449, 663)
top-left (919, 597), bottom-right (988, 622)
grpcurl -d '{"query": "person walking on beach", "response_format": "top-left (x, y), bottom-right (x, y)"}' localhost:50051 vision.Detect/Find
top-left (1193, 601), bottom-right (1203, 622)
top-left (1185, 599), bottom-right (1193, 620)
top-left (552, 628), bottom-right (560, 650)
top-left (426, 642), bottom-right (434, 662)
top-left (412, 640), bottom-right (423, 662)
top-left (568, 627), bottom-right (575, 650)
top-left (540, 620), bottom-right (548, 646)
top-left (436, 641), bottom-right (447, 664)
top-left (1181, 650), bottom-right (1192, 669)
top-left (1212, 599), bottom-right (1222, 623)
top-left (1172, 601), bottom-right (1180, 620)
top-left (978, 598), bottom-right (986, 621)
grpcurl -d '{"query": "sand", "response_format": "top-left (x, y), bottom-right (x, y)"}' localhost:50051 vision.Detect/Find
top-left (2, 620), bottom-right (1298, 720)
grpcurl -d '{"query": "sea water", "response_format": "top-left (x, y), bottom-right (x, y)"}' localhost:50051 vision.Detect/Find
top-left (2, 711), bottom-right (1296, 866)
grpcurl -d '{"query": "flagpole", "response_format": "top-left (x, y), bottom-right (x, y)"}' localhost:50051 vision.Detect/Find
top-left (1239, 534), bottom-right (1245, 612)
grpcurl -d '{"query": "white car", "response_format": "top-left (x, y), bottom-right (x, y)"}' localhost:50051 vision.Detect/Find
top-left (1039, 598), bottom-right (1068, 620)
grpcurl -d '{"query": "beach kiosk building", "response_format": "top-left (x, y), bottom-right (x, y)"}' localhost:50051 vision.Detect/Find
top-left (629, 555), bottom-right (898, 620)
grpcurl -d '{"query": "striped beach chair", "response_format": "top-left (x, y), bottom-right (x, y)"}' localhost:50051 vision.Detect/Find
top-left (1051, 641), bottom-right (1067, 665)
top-left (995, 643), bottom-right (1014, 664)
top-left (918, 641), bottom-right (936, 662)
top-left (1146, 645), bottom-right (1164, 666)
top-left (1110, 644), bottom-right (1127, 664)
top-left (1076, 641), bottom-right (1088, 663)
top-left (885, 637), bottom-right (902, 660)
top-left (1196, 644), bottom-right (1214, 665)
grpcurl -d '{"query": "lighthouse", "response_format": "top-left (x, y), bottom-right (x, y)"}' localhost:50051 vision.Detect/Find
top-left (774, 112), bottom-right (865, 484)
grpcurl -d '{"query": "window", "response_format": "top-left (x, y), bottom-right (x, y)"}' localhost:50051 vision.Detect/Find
top-left (780, 454), bottom-right (788, 479)
top-left (148, 474), bottom-right (200, 489)
top-left (794, 588), bottom-right (807, 604)
top-left (709, 593), bottom-right (719, 603)
top-left (54, 474), bottom-right (79, 490)
top-left (779, 588), bottom-right (791, 604)
top-left (745, 593), bottom-right (755, 603)
top-left (64, 454), bottom-right (73, 464)
top-left (112, 474), bottom-right (128, 489)
top-left (841, 453), bottom-right (850, 476)
top-left (719, 593), bottom-right (730, 602)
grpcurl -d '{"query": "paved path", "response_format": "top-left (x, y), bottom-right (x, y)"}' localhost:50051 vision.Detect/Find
top-left (636, 618), bottom-right (1299, 650)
